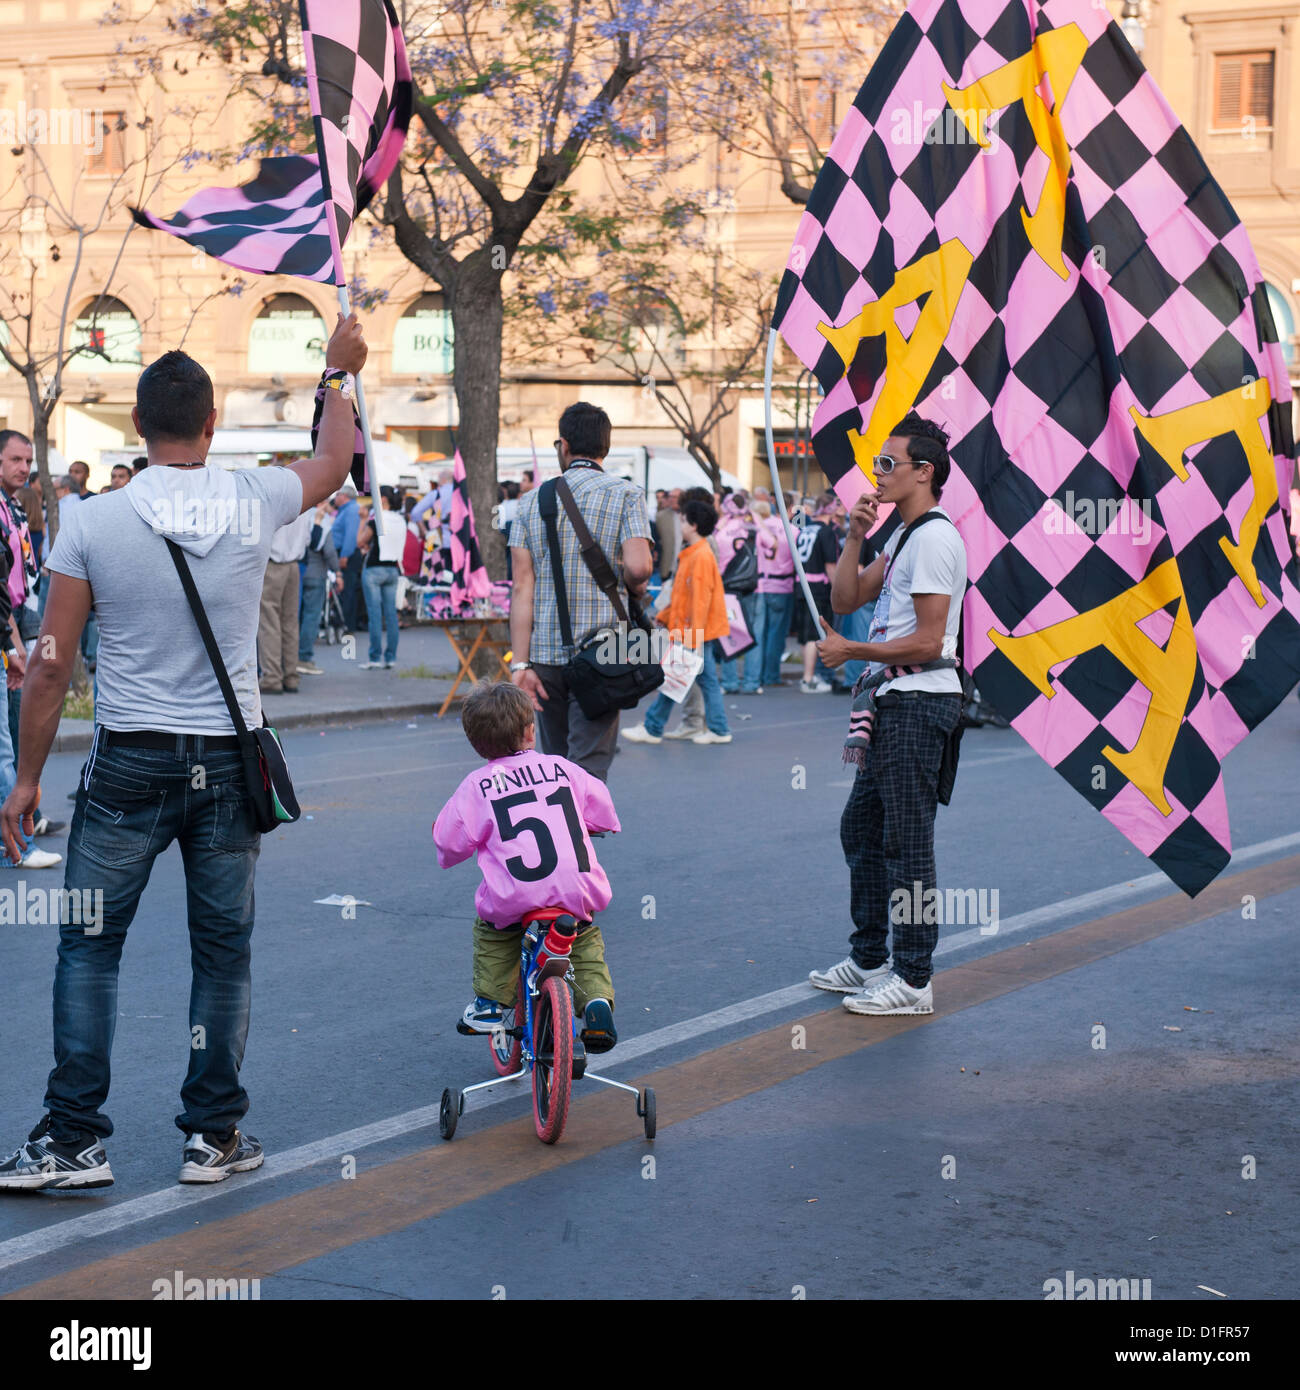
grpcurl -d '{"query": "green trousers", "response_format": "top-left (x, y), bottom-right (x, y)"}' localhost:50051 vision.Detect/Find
top-left (472, 918), bottom-right (614, 1014)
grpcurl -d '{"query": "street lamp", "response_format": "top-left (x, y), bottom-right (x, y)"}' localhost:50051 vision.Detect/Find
top-left (1121, 0), bottom-right (1145, 55)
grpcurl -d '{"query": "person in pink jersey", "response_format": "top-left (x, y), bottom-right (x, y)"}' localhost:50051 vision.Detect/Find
top-left (746, 498), bottom-right (796, 690)
top-left (434, 681), bottom-right (618, 1052)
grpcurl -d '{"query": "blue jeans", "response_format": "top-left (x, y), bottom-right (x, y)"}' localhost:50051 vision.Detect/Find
top-left (754, 591), bottom-right (794, 687)
top-left (644, 644), bottom-right (729, 736)
top-left (0, 674), bottom-right (35, 862)
top-left (719, 591), bottom-right (756, 691)
top-left (299, 573), bottom-right (327, 661)
top-left (362, 564), bottom-right (399, 664)
top-left (45, 738), bottom-right (260, 1142)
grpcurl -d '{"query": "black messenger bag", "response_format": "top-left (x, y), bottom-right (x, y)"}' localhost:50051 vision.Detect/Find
top-left (538, 477), bottom-right (665, 720)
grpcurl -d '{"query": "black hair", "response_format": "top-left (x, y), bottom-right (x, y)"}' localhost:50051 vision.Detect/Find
top-left (890, 411), bottom-right (951, 498)
top-left (380, 484), bottom-right (398, 508)
top-left (682, 498), bottom-right (716, 537)
top-left (681, 486), bottom-right (712, 508)
top-left (136, 351), bottom-right (215, 444)
top-left (558, 401), bottom-right (611, 460)
top-left (0, 430), bottom-right (31, 456)
top-left (132, 456), bottom-right (148, 473)
top-left (504, 480), bottom-right (520, 500)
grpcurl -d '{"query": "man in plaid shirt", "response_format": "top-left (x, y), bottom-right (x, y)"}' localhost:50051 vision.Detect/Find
top-left (509, 402), bottom-right (654, 781)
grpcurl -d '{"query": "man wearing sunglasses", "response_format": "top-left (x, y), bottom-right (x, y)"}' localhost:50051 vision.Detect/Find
top-left (809, 412), bottom-right (967, 1016)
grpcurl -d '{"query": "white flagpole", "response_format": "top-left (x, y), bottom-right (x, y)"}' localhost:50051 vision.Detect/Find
top-left (764, 328), bottom-right (822, 627)
top-left (334, 282), bottom-right (381, 497)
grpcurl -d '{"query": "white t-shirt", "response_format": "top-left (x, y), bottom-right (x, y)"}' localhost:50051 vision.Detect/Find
top-left (867, 506), bottom-right (966, 695)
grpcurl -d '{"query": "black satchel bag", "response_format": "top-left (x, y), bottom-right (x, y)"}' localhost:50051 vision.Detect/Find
top-left (538, 477), bottom-right (665, 720)
top-left (165, 540), bottom-right (301, 834)
top-left (721, 530), bottom-right (758, 595)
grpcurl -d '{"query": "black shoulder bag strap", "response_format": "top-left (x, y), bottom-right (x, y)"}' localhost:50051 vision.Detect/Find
top-left (538, 479), bottom-right (576, 656)
top-left (884, 508), bottom-right (944, 579)
top-left (164, 539), bottom-right (299, 831)
top-left (164, 539), bottom-right (254, 743)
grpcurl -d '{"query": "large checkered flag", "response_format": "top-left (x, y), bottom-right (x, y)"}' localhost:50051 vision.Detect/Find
top-left (449, 452), bottom-right (494, 611)
top-left (132, 0), bottom-right (412, 282)
top-left (770, 0), bottom-right (1300, 896)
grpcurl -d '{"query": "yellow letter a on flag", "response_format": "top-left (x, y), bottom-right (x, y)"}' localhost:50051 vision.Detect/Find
top-left (989, 558), bottom-right (1197, 815)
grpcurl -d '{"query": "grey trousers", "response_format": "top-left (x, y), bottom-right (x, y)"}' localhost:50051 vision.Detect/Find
top-left (531, 662), bottom-right (620, 782)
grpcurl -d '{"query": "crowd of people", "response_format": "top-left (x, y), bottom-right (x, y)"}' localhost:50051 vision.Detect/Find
top-left (0, 331), bottom-right (1005, 1188)
top-left (616, 481), bottom-right (877, 748)
top-left (256, 465), bottom-right (533, 692)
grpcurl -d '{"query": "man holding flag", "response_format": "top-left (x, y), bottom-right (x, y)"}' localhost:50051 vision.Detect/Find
top-left (769, 0), bottom-right (1300, 915)
top-left (810, 414), bottom-right (967, 1013)
top-left (0, 315), bottom-right (368, 1190)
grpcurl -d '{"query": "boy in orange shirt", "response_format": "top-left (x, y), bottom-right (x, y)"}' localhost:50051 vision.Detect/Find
top-left (622, 499), bottom-right (732, 745)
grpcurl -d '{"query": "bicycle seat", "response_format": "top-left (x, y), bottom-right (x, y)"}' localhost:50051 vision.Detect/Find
top-left (522, 908), bottom-right (578, 930)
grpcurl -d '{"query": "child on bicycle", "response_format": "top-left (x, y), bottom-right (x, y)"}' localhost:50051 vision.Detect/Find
top-left (433, 681), bottom-right (619, 1052)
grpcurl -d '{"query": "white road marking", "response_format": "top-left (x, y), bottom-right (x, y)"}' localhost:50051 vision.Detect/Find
top-left (828, 745), bottom-right (1037, 785)
top-left (0, 829), bottom-right (1295, 1277)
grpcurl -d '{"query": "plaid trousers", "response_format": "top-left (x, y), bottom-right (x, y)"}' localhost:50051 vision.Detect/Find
top-left (840, 694), bottom-right (963, 987)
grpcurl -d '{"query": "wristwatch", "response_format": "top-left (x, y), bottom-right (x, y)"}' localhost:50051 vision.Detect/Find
top-left (510, 661), bottom-right (532, 673)
top-left (321, 369), bottom-right (355, 401)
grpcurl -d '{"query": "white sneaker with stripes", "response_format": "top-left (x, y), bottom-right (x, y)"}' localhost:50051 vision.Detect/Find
top-left (808, 956), bottom-right (893, 993)
top-left (842, 971), bottom-right (933, 1015)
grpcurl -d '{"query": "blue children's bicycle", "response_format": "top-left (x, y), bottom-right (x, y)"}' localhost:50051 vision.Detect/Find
top-left (440, 909), bottom-right (656, 1145)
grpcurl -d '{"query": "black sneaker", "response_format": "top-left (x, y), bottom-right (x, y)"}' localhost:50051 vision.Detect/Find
top-left (0, 1115), bottom-right (113, 1191)
top-left (178, 1129), bottom-right (264, 1184)
top-left (33, 817), bottom-right (67, 836)
top-left (581, 998), bottom-right (617, 1054)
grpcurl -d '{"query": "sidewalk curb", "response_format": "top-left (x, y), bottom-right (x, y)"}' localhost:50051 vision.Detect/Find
top-left (50, 695), bottom-right (456, 754)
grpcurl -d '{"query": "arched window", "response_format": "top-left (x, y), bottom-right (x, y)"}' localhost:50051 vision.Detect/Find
top-left (70, 296), bottom-right (141, 373)
top-left (248, 293), bottom-right (327, 375)
top-left (393, 292), bottom-right (453, 374)
top-left (1264, 281), bottom-right (1296, 366)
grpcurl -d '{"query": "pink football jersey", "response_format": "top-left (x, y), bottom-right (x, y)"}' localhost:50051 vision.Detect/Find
top-left (433, 750), bottom-right (621, 925)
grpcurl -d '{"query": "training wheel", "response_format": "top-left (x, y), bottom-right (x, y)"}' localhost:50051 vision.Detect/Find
top-left (439, 1087), bottom-right (462, 1141)
top-left (638, 1087), bottom-right (656, 1140)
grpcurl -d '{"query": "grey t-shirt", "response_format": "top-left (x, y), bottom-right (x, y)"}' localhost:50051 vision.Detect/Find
top-left (47, 466), bottom-right (304, 735)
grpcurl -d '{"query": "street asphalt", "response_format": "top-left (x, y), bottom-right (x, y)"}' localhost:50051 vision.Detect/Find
top-left (0, 658), bottom-right (1296, 1302)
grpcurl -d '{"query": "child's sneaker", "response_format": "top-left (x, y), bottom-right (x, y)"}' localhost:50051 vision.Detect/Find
top-left (460, 997), bottom-right (506, 1034)
top-left (581, 998), bottom-right (617, 1053)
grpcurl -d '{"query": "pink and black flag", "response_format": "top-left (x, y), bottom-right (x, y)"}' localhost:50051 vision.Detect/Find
top-left (133, 0), bottom-right (412, 284)
top-left (773, 0), bottom-right (1300, 895)
top-left (449, 452), bottom-right (493, 611)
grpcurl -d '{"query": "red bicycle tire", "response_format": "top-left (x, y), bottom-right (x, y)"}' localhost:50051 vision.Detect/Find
top-left (489, 970), bottom-right (525, 1075)
top-left (532, 974), bottom-right (573, 1144)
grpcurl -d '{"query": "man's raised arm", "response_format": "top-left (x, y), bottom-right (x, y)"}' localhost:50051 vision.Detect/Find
top-left (290, 314), bottom-right (370, 512)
